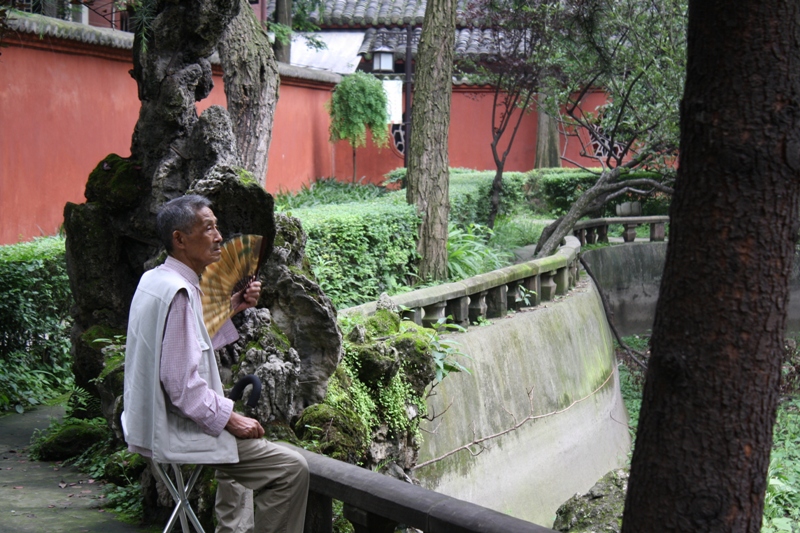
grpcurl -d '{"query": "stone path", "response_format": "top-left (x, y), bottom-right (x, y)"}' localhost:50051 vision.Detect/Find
top-left (0, 405), bottom-right (153, 533)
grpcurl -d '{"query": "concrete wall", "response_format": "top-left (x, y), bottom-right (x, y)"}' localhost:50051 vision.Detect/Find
top-left (415, 284), bottom-right (631, 527)
top-left (582, 243), bottom-right (667, 336)
top-left (583, 242), bottom-right (800, 335)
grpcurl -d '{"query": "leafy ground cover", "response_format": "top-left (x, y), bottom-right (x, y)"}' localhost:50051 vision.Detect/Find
top-left (617, 335), bottom-right (800, 531)
top-left (0, 236), bottom-right (73, 413)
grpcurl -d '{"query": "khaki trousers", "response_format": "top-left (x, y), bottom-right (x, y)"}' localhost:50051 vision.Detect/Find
top-left (214, 439), bottom-right (309, 533)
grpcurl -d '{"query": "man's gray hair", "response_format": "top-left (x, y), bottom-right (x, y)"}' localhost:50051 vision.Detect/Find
top-left (156, 195), bottom-right (213, 253)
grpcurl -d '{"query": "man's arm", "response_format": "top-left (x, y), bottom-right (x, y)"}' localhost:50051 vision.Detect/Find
top-left (161, 289), bottom-right (233, 436)
top-left (161, 284), bottom-right (265, 440)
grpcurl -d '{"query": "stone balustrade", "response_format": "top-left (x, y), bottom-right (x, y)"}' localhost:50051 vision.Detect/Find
top-left (573, 216), bottom-right (669, 245)
top-left (342, 236), bottom-right (582, 328)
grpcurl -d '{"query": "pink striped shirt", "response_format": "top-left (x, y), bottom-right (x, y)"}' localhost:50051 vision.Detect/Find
top-left (160, 256), bottom-right (237, 437)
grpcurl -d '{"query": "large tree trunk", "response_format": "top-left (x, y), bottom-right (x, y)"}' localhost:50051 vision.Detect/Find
top-left (622, 1), bottom-right (800, 530)
top-left (406, 0), bottom-right (457, 281)
top-left (218, 0), bottom-right (280, 186)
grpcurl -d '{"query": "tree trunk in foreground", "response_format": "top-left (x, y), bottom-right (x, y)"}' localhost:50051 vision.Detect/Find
top-left (406, 0), bottom-right (457, 281)
top-left (622, 1), bottom-right (800, 530)
top-left (219, 0), bottom-right (280, 186)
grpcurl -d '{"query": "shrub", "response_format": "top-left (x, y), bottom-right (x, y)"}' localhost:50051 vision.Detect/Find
top-left (534, 167), bottom-right (670, 216)
top-left (447, 223), bottom-right (511, 281)
top-left (275, 177), bottom-right (387, 211)
top-left (293, 200), bottom-right (420, 308)
top-left (281, 170), bottom-right (536, 308)
top-left (0, 236), bottom-right (74, 411)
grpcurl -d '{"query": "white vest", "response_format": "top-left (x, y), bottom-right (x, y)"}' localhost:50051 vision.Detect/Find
top-left (122, 266), bottom-right (238, 464)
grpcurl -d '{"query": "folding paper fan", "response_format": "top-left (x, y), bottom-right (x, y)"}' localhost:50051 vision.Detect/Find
top-left (199, 234), bottom-right (268, 338)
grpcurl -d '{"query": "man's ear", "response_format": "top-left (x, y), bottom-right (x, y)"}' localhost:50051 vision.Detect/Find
top-left (172, 230), bottom-right (185, 250)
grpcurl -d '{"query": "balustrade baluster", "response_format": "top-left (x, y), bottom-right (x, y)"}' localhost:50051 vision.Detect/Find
top-left (422, 301), bottom-right (447, 329)
top-left (540, 273), bottom-right (557, 301)
top-left (468, 291), bottom-right (488, 323)
top-left (650, 222), bottom-right (666, 241)
top-left (486, 285), bottom-right (508, 318)
top-left (446, 296), bottom-right (470, 327)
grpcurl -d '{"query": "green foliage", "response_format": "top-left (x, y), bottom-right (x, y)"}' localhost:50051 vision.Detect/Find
top-left (278, 170), bottom-right (536, 308)
top-left (446, 223), bottom-right (512, 282)
top-left (0, 236), bottom-right (74, 411)
top-left (763, 400), bottom-right (800, 532)
top-left (542, 0), bottom-right (686, 172)
top-left (448, 171), bottom-right (530, 227)
top-left (328, 71), bottom-right (389, 149)
top-left (488, 214), bottom-right (550, 250)
top-left (535, 168), bottom-right (669, 216)
top-left (275, 177), bottom-right (388, 211)
top-left (296, 201), bottom-right (420, 308)
top-left (425, 319), bottom-right (471, 383)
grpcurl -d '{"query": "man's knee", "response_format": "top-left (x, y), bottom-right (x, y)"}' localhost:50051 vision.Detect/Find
top-left (280, 446), bottom-right (309, 484)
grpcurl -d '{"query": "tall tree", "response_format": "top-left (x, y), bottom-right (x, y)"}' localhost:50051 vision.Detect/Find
top-left (462, 0), bottom-right (562, 229)
top-left (406, 0), bottom-right (458, 281)
top-left (622, 0), bottom-right (800, 530)
top-left (534, 0), bottom-right (684, 258)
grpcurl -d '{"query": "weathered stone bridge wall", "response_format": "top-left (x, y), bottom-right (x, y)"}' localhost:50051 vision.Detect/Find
top-left (414, 282), bottom-right (631, 527)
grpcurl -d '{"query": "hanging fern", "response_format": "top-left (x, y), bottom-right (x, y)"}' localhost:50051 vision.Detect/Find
top-left (328, 71), bottom-right (390, 149)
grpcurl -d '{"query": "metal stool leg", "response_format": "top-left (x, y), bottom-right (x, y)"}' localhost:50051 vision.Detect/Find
top-left (149, 459), bottom-right (206, 533)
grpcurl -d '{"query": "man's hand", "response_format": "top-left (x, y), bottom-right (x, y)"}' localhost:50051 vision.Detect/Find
top-left (231, 279), bottom-right (262, 315)
top-left (225, 411), bottom-right (265, 439)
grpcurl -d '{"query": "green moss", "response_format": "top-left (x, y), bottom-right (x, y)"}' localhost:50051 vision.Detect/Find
top-left (296, 403), bottom-right (369, 464)
top-left (31, 419), bottom-right (111, 461)
top-left (349, 343), bottom-right (400, 387)
top-left (85, 154), bottom-right (147, 209)
top-left (364, 309), bottom-right (401, 338)
top-left (235, 167), bottom-right (258, 186)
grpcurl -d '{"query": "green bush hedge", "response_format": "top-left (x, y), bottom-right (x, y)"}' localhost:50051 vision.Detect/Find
top-left (0, 237), bottom-right (74, 411)
top-left (291, 200), bottom-right (420, 308)
top-left (532, 168), bottom-right (671, 217)
top-left (286, 172), bottom-right (535, 308)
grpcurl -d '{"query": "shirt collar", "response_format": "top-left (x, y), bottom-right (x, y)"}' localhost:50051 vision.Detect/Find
top-left (163, 256), bottom-right (201, 290)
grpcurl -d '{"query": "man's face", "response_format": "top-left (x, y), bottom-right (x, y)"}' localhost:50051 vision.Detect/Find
top-left (176, 207), bottom-right (223, 273)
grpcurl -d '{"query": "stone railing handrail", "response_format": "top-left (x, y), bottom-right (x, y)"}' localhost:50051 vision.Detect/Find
top-left (573, 215), bottom-right (669, 245)
top-left (341, 236), bottom-right (582, 328)
top-left (290, 445), bottom-right (557, 533)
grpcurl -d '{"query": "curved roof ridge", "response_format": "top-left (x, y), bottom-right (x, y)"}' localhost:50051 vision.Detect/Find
top-left (8, 11), bottom-right (135, 49)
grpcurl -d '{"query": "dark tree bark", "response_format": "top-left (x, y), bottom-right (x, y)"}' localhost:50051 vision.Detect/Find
top-left (218, 0), bottom-right (280, 185)
top-left (406, 0), bottom-right (457, 281)
top-left (622, 1), bottom-right (800, 530)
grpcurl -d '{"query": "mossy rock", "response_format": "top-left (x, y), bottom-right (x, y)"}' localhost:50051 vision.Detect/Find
top-left (553, 468), bottom-right (628, 532)
top-left (391, 325), bottom-right (436, 395)
top-left (264, 420), bottom-right (303, 445)
top-left (80, 324), bottom-right (125, 356)
top-left (34, 421), bottom-right (111, 461)
top-left (350, 343), bottom-right (400, 387)
top-left (85, 154), bottom-right (148, 210)
top-left (104, 450), bottom-right (147, 486)
top-left (364, 309), bottom-right (401, 338)
top-left (295, 403), bottom-right (367, 464)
